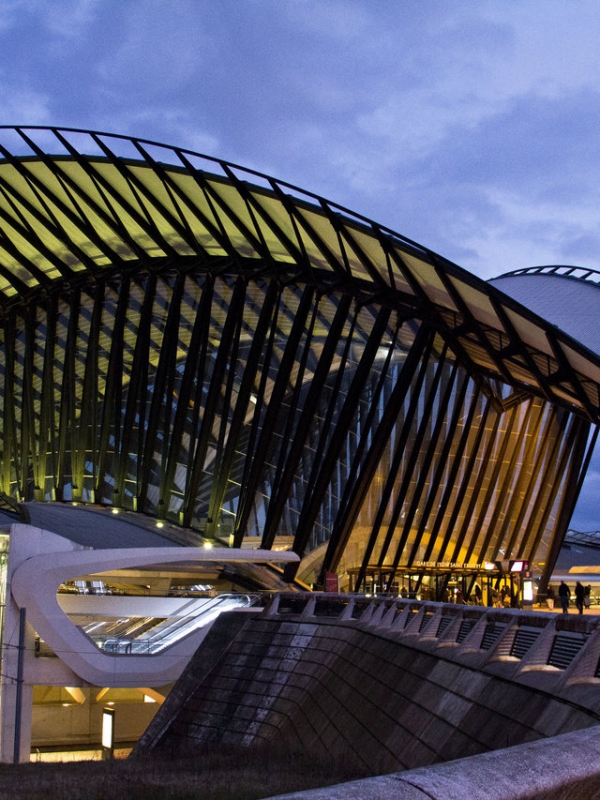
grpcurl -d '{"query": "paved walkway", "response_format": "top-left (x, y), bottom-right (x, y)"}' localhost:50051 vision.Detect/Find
top-left (531, 603), bottom-right (599, 615)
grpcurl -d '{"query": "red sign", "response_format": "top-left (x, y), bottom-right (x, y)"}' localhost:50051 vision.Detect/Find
top-left (325, 572), bottom-right (339, 593)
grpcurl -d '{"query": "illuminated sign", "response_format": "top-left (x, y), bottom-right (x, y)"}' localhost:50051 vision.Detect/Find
top-left (325, 572), bottom-right (339, 592)
top-left (102, 707), bottom-right (115, 755)
top-left (523, 580), bottom-right (534, 602)
top-left (413, 561), bottom-right (484, 570)
top-left (496, 560), bottom-right (530, 573)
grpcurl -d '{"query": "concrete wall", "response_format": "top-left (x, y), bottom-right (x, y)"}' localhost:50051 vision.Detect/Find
top-left (263, 726), bottom-right (600, 800)
top-left (137, 595), bottom-right (600, 777)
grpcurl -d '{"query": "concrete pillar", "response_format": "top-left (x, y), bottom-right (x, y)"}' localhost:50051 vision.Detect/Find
top-left (0, 610), bottom-right (35, 763)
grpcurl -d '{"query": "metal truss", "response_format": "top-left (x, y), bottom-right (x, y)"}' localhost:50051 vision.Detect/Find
top-left (0, 126), bottom-right (597, 589)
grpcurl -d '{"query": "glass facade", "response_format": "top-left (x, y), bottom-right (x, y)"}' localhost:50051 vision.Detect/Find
top-left (0, 127), bottom-right (597, 591)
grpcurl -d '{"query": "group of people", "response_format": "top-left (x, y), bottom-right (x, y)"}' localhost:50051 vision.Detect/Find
top-left (454, 583), bottom-right (513, 607)
top-left (553, 581), bottom-right (592, 613)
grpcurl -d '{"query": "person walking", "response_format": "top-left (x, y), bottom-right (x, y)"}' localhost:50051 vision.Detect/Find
top-left (558, 581), bottom-right (571, 613)
top-left (575, 581), bottom-right (585, 614)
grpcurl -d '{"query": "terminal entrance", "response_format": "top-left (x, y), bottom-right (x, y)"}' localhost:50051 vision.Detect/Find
top-left (346, 565), bottom-right (528, 608)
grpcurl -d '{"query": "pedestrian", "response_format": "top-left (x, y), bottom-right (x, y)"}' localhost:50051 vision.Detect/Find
top-left (575, 581), bottom-right (585, 614)
top-left (558, 581), bottom-right (571, 613)
top-left (546, 584), bottom-right (555, 610)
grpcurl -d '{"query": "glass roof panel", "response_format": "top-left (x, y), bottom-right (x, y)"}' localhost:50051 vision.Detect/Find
top-left (0, 238), bottom-right (39, 289)
top-left (46, 162), bottom-right (137, 261)
top-left (184, 183), bottom-right (257, 259)
top-left (386, 246), bottom-right (417, 295)
top-left (529, 351), bottom-right (559, 378)
top-left (23, 160), bottom-right (106, 230)
top-left (124, 167), bottom-right (197, 257)
top-left (552, 385), bottom-right (579, 406)
top-left (90, 162), bottom-right (155, 218)
top-left (88, 163), bottom-right (169, 257)
top-left (504, 308), bottom-right (554, 357)
top-left (337, 226), bottom-right (378, 282)
top-left (101, 165), bottom-right (195, 258)
top-left (238, 191), bottom-right (298, 264)
top-left (399, 252), bottom-right (458, 311)
top-left (561, 343), bottom-right (600, 386)
top-left (166, 173), bottom-right (229, 256)
top-left (205, 180), bottom-right (268, 259)
top-left (343, 225), bottom-right (384, 263)
top-left (0, 256), bottom-right (21, 295)
top-left (484, 328), bottom-right (510, 351)
top-left (0, 218), bottom-right (76, 278)
top-left (293, 222), bottom-right (338, 272)
top-left (503, 360), bottom-right (539, 387)
top-left (128, 165), bottom-right (188, 223)
top-left (249, 192), bottom-right (304, 257)
top-left (579, 379), bottom-right (600, 410)
top-left (345, 227), bottom-right (409, 289)
top-left (0, 192), bottom-right (99, 269)
top-left (26, 162), bottom-right (157, 263)
top-left (295, 207), bottom-right (345, 273)
top-left (448, 276), bottom-right (503, 330)
top-left (0, 163), bottom-right (67, 226)
top-left (457, 337), bottom-right (503, 373)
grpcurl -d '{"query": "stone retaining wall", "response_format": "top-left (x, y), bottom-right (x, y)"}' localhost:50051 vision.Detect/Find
top-left (264, 726), bottom-right (600, 800)
top-left (137, 595), bottom-right (600, 777)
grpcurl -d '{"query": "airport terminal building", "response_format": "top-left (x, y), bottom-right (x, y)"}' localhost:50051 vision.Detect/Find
top-left (0, 126), bottom-right (598, 755)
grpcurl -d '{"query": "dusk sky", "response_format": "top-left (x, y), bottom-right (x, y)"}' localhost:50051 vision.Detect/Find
top-left (2, 0), bottom-right (600, 529)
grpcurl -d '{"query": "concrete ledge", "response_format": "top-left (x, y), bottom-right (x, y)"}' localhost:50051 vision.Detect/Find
top-left (265, 725), bottom-right (600, 800)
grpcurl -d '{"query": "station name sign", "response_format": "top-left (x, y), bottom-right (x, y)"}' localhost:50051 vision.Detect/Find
top-left (413, 561), bottom-right (483, 569)
top-left (412, 560), bottom-right (528, 573)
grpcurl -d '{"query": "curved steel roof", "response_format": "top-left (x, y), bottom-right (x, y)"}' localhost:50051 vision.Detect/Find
top-left (490, 266), bottom-right (600, 358)
top-left (0, 126), bottom-right (599, 421)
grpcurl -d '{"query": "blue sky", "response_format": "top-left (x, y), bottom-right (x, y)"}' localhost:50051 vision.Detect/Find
top-left (2, 0), bottom-right (600, 529)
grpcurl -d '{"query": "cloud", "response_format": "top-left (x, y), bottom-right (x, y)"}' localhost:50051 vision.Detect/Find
top-left (94, 2), bottom-right (215, 93)
top-left (0, 0), bottom-right (33, 31)
top-left (39, 0), bottom-right (100, 41)
top-left (1, 0), bottom-right (600, 525)
top-left (0, 82), bottom-right (51, 126)
top-left (396, 88), bottom-right (600, 275)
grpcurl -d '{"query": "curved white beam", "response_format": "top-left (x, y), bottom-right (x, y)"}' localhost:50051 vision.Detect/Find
top-left (11, 546), bottom-right (297, 686)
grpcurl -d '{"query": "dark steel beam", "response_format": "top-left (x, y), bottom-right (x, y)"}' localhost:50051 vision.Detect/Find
top-left (321, 324), bottom-right (434, 579)
top-left (159, 274), bottom-right (214, 520)
top-left (55, 289), bottom-right (81, 501)
top-left (262, 292), bottom-right (353, 551)
top-left (233, 283), bottom-right (316, 543)
top-left (293, 306), bottom-right (394, 560)
top-left (182, 276), bottom-right (248, 525)
top-left (94, 277), bottom-right (130, 504)
top-left (206, 280), bottom-right (282, 538)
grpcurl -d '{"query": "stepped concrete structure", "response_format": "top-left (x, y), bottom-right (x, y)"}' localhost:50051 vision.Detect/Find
top-left (137, 593), bottom-right (600, 797)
